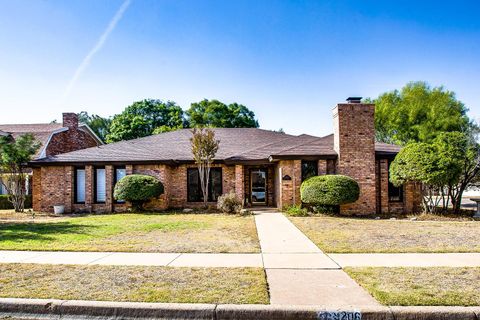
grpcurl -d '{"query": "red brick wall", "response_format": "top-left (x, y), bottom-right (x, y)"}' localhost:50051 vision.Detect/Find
top-left (45, 127), bottom-right (99, 157)
top-left (276, 160), bottom-right (301, 209)
top-left (375, 158), bottom-right (422, 215)
top-left (318, 160), bottom-right (327, 175)
top-left (333, 103), bottom-right (376, 215)
top-left (34, 162), bottom-right (277, 213)
top-left (32, 166), bottom-right (73, 212)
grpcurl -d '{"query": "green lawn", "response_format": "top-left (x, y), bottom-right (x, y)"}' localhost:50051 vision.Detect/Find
top-left (0, 213), bottom-right (260, 253)
top-left (289, 215), bottom-right (480, 253)
top-left (0, 263), bottom-right (268, 304)
top-left (345, 267), bottom-right (480, 306)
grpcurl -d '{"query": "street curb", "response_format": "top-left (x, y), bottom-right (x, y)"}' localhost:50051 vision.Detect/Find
top-left (0, 298), bottom-right (215, 320)
top-left (0, 298), bottom-right (479, 320)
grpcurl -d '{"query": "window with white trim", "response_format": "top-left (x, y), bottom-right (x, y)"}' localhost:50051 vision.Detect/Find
top-left (95, 167), bottom-right (106, 203)
top-left (75, 168), bottom-right (86, 203)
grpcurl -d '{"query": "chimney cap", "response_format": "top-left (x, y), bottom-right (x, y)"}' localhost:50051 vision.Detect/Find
top-left (346, 97), bottom-right (362, 103)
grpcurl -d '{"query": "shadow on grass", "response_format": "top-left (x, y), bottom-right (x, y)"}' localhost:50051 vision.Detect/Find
top-left (0, 222), bottom-right (95, 242)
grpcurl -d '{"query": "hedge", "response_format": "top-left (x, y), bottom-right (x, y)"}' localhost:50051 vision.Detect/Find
top-left (300, 175), bottom-right (360, 206)
top-left (113, 174), bottom-right (164, 211)
top-left (0, 195), bottom-right (32, 210)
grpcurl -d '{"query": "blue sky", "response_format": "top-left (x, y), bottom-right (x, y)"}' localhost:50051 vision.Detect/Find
top-left (0, 0), bottom-right (479, 136)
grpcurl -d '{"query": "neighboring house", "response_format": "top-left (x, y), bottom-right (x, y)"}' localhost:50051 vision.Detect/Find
top-left (0, 113), bottom-right (103, 195)
top-left (29, 99), bottom-right (422, 215)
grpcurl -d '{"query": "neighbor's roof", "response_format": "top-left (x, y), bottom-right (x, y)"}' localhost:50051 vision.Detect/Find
top-left (0, 123), bottom-right (102, 159)
top-left (30, 128), bottom-right (401, 165)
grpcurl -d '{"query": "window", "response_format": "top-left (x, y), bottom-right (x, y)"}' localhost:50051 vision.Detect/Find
top-left (388, 161), bottom-right (403, 202)
top-left (0, 182), bottom-right (6, 195)
top-left (75, 168), bottom-right (86, 203)
top-left (95, 167), bottom-right (106, 203)
top-left (187, 168), bottom-right (222, 202)
top-left (114, 167), bottom-right (126, 203)
top-left (115, 167), bottom-right (126, 183)
top-left (301, 160), bottom-right (318, 181)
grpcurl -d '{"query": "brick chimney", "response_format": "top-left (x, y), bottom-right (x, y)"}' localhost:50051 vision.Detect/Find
top-left (63, 113), bottom-right (79, 128)
top-left (333, 97), bottom-right (376, 215)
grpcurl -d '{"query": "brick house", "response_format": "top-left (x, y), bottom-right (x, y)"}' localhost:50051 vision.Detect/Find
top-left (0, 113), bottom-right (103, 195)
top-left (29, 99), bottom-right (422, 215)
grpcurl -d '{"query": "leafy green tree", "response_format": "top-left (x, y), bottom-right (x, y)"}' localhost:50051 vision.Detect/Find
top-left (106, 99), bottom-right (185, 142)
top-left (78, 112), bottom-right (111, 142)
top-left (0, 134), bottom-right (40, 212)
top-left (390, 143), bottom-right (446, 213)
top-left (372, 81), bottom-right (472, 145)
top-left (187, 99), bottom-right (259, 128)
top-left (390, 132), bottom-right (479, 214)
top-left (152, 124), bottom-right (184, 135)
top-left (435, 132), bottom-right (480, 214)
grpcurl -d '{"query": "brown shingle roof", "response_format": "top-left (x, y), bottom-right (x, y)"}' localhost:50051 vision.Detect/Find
top-left (0, 123), bottom-right (65, 158)
top-left (30, 128), bottom-right (401, 165)
top-left (0, 123), bottom-right (103, 159)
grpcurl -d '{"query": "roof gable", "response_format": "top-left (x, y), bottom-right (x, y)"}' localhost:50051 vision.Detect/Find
top-left (0, 123), bottom-right (103, 159)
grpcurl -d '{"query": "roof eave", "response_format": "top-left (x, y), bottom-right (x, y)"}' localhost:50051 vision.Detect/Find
top-left (268, 154), bottom-right (337, 162)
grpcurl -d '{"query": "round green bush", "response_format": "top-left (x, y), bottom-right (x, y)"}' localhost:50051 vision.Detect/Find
top-left (300, 175), bottom-right (360, 206)
top-left (114, 174), bottom-right (164, 211)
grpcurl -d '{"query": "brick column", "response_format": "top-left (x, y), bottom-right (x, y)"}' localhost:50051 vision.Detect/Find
top-left (318, 160), bottom-right (327, 175)
top-left (379, 159), bottom-right (389, 215)
top-left (333, 102), bottom-right (376, 215)
top-left (278, 160), bottom-right (302, 208)
top-left (85, 165), bottom-right (94, 212)
top-left (293, 160), bottom-right (302, 205)
top-left (405, 182), bottom-right (422, 213)
top-left (105, 165), bottom-right (114, 213)
top-left (64, 166), bottom-right (73, 213)
top-left (235, 165), bottom-right (245, 206)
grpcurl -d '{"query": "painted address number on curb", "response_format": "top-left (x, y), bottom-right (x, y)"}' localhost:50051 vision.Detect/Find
top-left (317, 311), bottom-right (361, 320)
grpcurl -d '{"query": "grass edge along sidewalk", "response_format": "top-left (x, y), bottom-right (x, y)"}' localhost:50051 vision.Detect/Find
top-left (289, 215), bottom-right (480, 253)
top-left (0, 298), bottom-right (480, 320)
top-left (0, 264), bottom-right (268, 305)
top-left (0, 213), bottom-right (260, 253)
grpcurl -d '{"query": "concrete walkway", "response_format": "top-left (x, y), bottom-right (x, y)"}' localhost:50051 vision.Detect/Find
top-left (0, 251), bottom-right (263, 267)
top-left (4, 250), bottom-right (480, 268)
top-left (254, 211), bottom-right (380, 307)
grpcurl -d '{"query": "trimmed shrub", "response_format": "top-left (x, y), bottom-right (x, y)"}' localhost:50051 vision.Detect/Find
top-left (113, 174), bottom-right (164, 211)
top-left (0, 195), bottom-right (32, 210)
top-left (301, 175), bottom-right (360, 208)
top-left (283, 205), bottom-right (309, 216)
top-left (217, 192), bottom-right (242, 214)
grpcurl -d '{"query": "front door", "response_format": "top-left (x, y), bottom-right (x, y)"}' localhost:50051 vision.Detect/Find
top-left (250, 168), bottom-right (267, 205)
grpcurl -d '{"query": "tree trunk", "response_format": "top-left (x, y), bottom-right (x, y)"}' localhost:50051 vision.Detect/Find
top-left (452, 183), bottom-right (468, 215)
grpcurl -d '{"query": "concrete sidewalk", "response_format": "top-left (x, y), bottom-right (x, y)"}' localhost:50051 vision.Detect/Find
top-left (4, 250), bottom-right (480, 268)
top-left (254, 211), bottom-right (380, 307)
top-left (0, 251), bottom-right (264, 267)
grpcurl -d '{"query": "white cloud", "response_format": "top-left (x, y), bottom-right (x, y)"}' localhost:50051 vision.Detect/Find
top-left (62, 0), bottom-right (131, 100)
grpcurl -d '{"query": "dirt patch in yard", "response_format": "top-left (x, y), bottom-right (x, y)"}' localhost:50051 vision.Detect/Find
top-left (345, 267), bottom-right (480, 306)
top-left (289, 215), bottom-right (480, 253)
top-left (0, 263), bottom-right (268, 304)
